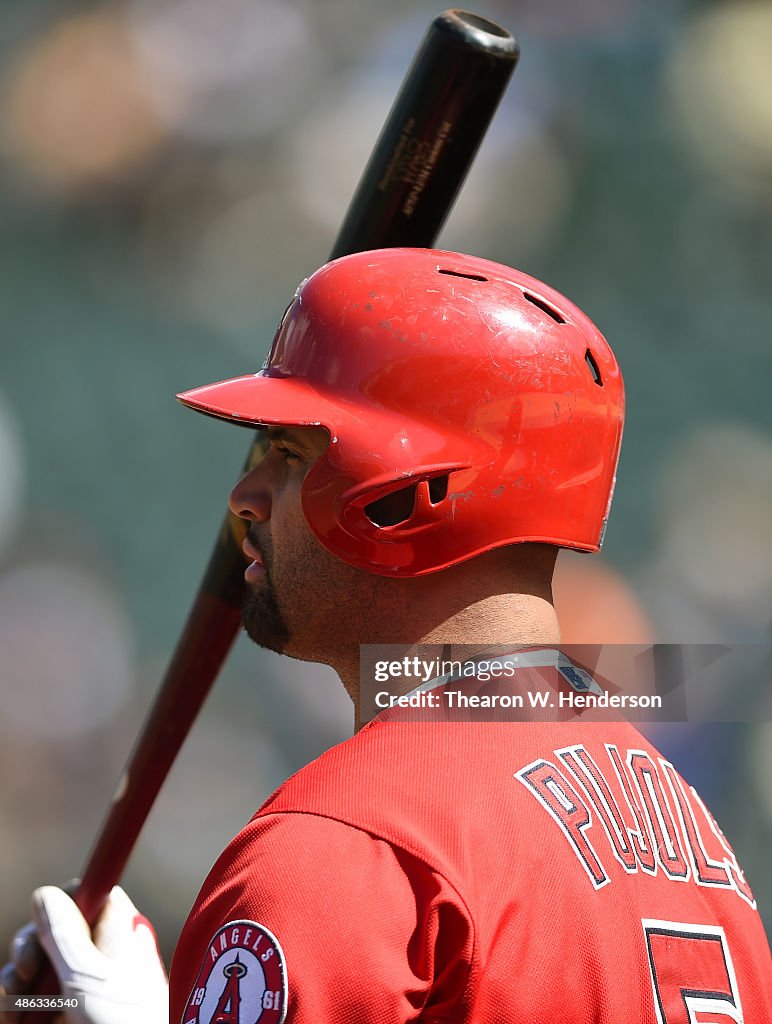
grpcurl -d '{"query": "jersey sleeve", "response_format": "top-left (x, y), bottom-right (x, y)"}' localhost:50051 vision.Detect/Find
top-left (170, 811), bottom-right (474, 1024)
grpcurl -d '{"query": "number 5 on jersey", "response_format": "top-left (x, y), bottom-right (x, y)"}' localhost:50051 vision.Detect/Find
top-left (643, 920), bottom-right (743, 1023)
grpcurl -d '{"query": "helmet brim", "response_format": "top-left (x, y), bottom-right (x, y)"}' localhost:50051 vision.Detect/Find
top-left (177, 371), bottom-right (486, 476)
top-left (177, 373), bottom-right (349, 431)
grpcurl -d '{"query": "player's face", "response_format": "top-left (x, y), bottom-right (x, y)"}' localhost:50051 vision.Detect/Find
top-left (228, 425), bottom-right (351, 662)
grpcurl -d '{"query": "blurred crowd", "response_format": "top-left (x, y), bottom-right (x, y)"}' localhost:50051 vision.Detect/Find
top-left (0, 0), bottom-right (770, 959)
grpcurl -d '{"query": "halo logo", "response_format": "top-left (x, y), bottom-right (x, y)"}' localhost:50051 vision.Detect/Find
top-left (183, 920), bottom-right (287, 1024)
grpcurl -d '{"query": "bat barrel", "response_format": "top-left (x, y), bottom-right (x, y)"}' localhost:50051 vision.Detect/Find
top-left (329, 9), bottom-right (519, 260)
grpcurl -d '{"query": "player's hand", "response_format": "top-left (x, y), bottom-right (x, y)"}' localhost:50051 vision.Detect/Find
top-left (0, 886), bottom-right (168, 1024)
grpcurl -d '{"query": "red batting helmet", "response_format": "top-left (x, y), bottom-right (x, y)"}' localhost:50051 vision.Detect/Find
top-left (177, 248), bottom-right (624, 577)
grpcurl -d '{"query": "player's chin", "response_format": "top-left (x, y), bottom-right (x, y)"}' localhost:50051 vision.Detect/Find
top-left (242, 585), bottom-right (291, 654)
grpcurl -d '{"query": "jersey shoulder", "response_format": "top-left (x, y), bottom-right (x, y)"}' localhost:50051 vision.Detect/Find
top-left (171, 807), bottom-right (474, 1024)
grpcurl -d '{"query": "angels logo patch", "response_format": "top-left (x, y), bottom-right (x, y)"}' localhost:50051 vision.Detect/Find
top-left (182, 920), bottom-right (287, 1024)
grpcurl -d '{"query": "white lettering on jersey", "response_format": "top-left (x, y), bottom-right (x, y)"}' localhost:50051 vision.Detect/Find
top-left (516, 744), bottom-right (755, 906)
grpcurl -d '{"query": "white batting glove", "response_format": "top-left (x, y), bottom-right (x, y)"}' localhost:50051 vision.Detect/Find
top-left (0, 886), bottom-right (168, 1024)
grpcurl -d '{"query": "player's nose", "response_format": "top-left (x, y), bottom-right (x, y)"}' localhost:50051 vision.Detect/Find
top-left (229, 464), bottom-right (271, 523)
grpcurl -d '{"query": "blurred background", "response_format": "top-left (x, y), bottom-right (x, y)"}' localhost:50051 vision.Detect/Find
top-left (1, 0), bottom-right (770, 961)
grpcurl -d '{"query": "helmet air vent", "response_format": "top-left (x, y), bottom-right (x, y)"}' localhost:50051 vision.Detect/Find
top-left (365, 485), bottom-right (417, 527)
top-left (364, 474), bottom-right (450, 528)
top-left (428, 474), bottom-right (449, 504)
top-left (585, 349), bottom-right (603, 386)
top-left (438, 268), bottom-right (488, 282)
top-left (523, 292), bottom-right (565, 324)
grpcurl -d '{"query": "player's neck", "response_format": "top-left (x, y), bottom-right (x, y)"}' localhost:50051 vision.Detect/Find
top-left (339, 591), bottom-right (561, 731)
top-left (420, 592), bottom-right (561, 648)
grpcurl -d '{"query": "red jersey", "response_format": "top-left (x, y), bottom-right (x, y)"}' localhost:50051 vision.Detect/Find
top-left (170, 665), bottom-right (772, 1023)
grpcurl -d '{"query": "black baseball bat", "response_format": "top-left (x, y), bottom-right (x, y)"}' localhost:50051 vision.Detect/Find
top-left (20, 11), bottom-right (518, 1017)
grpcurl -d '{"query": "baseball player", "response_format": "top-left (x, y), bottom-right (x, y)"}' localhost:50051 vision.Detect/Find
top-left (2, 248), bottom-right (770, 1022)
